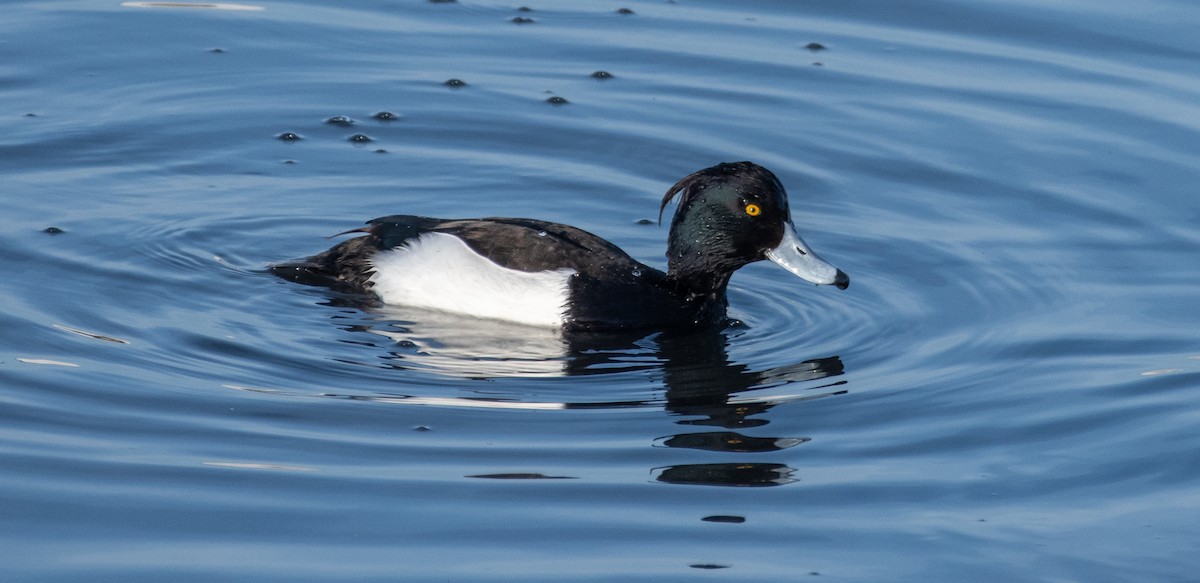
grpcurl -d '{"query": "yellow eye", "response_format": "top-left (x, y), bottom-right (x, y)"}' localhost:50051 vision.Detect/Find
top-left (744, 203), bottom-right (761, 217)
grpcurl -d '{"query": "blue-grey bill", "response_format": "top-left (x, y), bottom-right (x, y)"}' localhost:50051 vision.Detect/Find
top-left (764, 223), bottom-right (850, 290)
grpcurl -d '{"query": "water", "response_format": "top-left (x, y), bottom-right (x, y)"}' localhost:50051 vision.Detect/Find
top-left (3, 1), bottom-right (1199, 581)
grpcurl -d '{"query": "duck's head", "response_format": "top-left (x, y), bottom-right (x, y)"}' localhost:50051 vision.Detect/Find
top-left (659, 161), bottom-right (849, 292)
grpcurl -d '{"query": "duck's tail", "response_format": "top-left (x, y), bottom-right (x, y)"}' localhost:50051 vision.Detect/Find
top-left (271, 234), bottom-right (378, 292)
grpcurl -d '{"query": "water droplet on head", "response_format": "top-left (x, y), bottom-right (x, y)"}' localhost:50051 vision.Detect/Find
top-left (591, 70), bottom-right (613, 80)
top-left (444, 78), bottom-right (467, 88)
top-left (276, 131), bottom-right (302, 141)
top-left (372, 111), bottom-right (400, 121)
top-left (546, 96), bottom-right (569, 105)
top-left (536, 230), bottom-right (547, 237)
top-left (325, 115), bottom-right (355, 126)
top-left (347, 133), bottom-right (372, 143)
top-left (631, 268), bottom-right (642, 277)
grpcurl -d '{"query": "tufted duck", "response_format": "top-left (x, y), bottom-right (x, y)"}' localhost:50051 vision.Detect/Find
top-left (272, 161), bottom-right (849, 331)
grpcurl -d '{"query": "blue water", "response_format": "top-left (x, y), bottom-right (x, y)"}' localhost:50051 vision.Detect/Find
top-left (3, 1), bottom-right (1199, 581)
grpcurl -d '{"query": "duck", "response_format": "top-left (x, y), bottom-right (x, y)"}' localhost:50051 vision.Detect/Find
top-left (272, 161), bottom-right (849, 332)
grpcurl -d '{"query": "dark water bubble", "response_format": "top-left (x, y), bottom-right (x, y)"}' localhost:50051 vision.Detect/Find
top-left (347, 133), bottom-right (373, 143)
top-left (634, 218), bottom-right (654, 225)
top-left (701, 515), bottom-right (745, 524)
top-left (208, 47), bottom-right (225, 54)
top-left (546, 96), bottom-right (569, 105)
top-left (24, 113), bottom-right (37, 117)
top-left (282, 160), bottom-right (297, 165)
top-left (374, 149), bottom-right (388, 154)
top-left (276, 132), bottom-right (302, 141)
top-left (325, 115), bottom-right (355, 126)
top-left (616, 7), bottom-right (635, 15)
top-left (428, 0), bottom-right (456, 3)
top-left (590, 70), bottom-right (613, 80)
top-left (414, 425), bottom-right (432, 432)
top-left (444, 78), bottom-right (467, 88)
top-left (42, 226), bottom-right (65, 235)
top-left (805, 42), bottom-right (827, 51)
top-left (511, 16), bottom-right (535, 24)
top-left (689, 564), bottom-right (729, 570)
top-left (372, 111), bottom-right (400, 121)
top-left (812, 61), bottom-right (825, 67)
top-left (517, 6), bottom-right (532, 11)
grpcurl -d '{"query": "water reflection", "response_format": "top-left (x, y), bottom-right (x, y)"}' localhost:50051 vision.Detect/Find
top-left (631, 328), bottom-right (842, 486)
top-left (315, 305), bottom-right (847, 487)
top-left (647, 329), bottom-right (846, 428)
top-left (333, 306), bottom-right (847, 413)
top-left (653, 463), bottom-right (797, 487)
top-left (653, 432), bottom-right (810, 453)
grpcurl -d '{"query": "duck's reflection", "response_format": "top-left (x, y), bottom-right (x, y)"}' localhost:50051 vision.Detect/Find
top-left (653, 463), bottom-right (797, 488)
top-left (324, 304), bottom-right (847, 487)
top-left (652, 432), bottom-right (811, 453)
top-left (637, 328), bottom-right (843, 487)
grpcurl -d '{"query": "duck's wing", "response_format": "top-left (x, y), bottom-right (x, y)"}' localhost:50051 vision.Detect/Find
top-left (431, 217), bottom-right (644, 275)
top-left (271, 215), bottom-right (653, 291)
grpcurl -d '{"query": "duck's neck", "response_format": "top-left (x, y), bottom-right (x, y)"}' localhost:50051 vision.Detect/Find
top-left (662, 268), bottom-right (732, 328)
top-left (665, 228), bottom-right (742, 294)
top-left (664, 256), bottom-right (735, 309)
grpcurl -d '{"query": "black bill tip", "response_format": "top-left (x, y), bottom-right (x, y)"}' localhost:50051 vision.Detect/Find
top-left (833, 269), bottom-right (850, 290)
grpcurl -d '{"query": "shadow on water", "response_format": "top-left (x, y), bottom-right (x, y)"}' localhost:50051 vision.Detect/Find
top-left (306, 297), bottom-right (847, 487)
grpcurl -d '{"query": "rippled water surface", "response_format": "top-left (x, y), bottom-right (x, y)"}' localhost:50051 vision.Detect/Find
top-left (3, 1), bottom-right (1199, 581)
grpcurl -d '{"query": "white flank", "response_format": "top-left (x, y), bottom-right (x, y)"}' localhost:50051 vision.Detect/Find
top-left (369, 232), bottom-right (574, 328)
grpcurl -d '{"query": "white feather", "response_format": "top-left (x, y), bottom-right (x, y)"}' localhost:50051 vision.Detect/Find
top-left (368, 232), bottom-right (574, 328)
